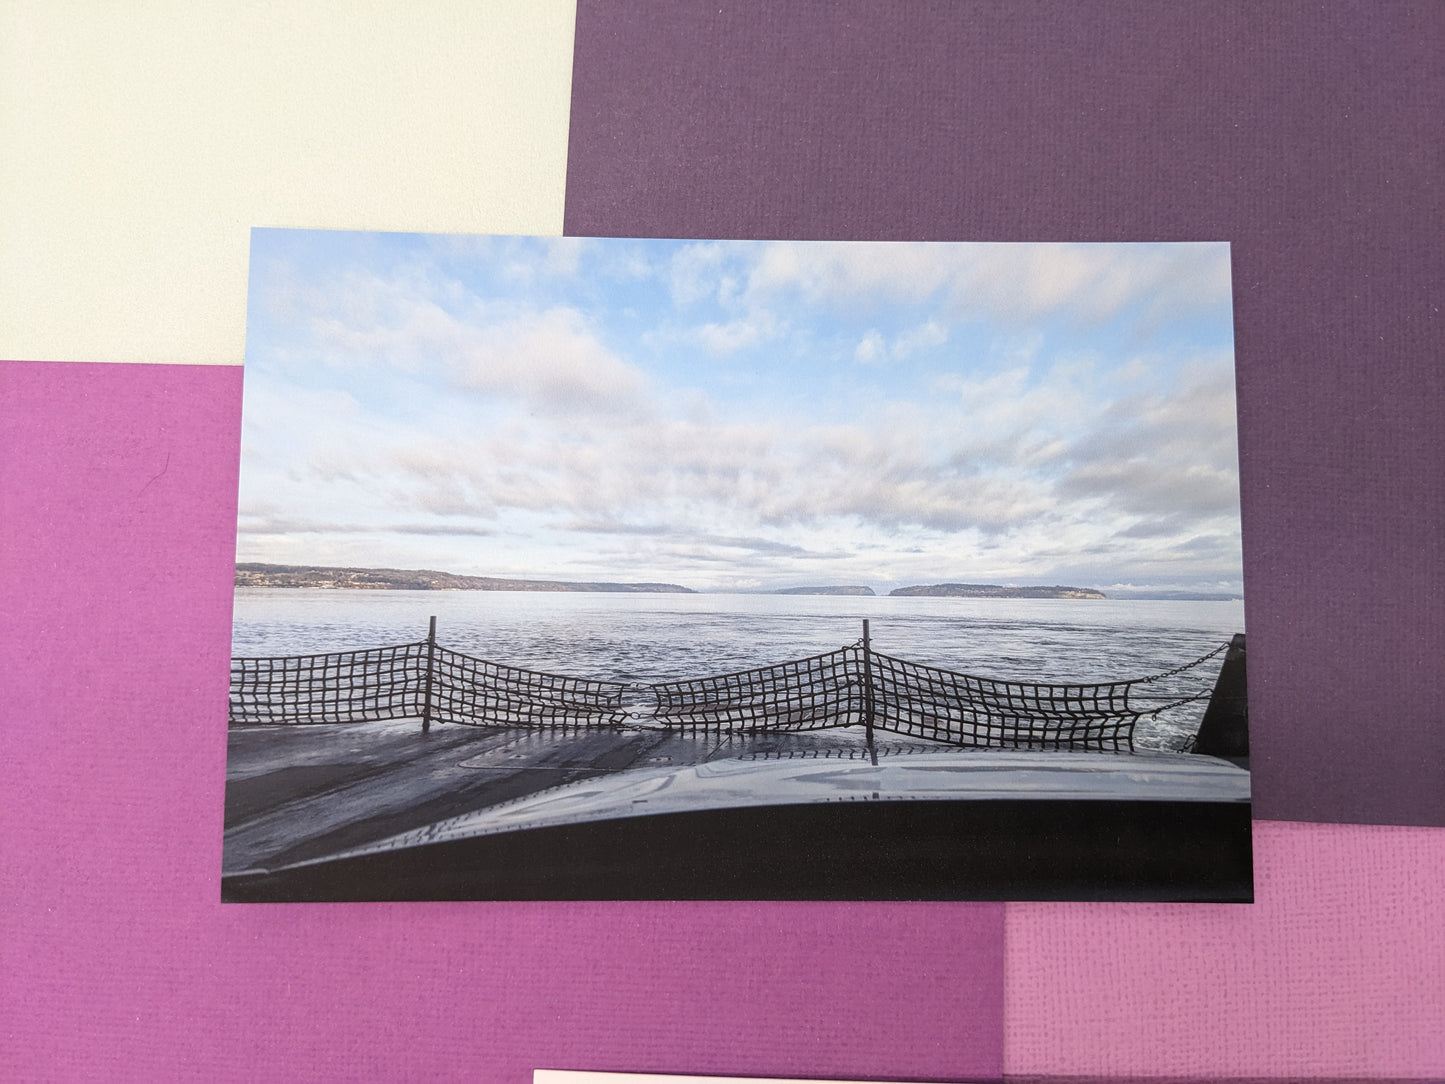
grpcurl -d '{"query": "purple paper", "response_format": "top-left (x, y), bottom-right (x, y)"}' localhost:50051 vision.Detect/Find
top-left (564, 0), bottom-right (1445, 827)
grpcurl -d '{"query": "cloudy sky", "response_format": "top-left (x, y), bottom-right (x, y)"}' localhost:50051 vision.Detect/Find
top-left (239, 230), bottom-right (1242, 593)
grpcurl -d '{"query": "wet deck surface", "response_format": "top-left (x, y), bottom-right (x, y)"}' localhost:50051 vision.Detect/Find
top-left (224, 720), bottom-right (924, 874)
top-left (224, 720), bottom-right (1252, 901)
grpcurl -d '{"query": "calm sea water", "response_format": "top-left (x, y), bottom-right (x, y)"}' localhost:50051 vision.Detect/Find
top-left (231, 589), bottom-right (1245, 751)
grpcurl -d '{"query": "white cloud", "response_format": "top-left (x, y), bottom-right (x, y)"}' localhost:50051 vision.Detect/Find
top-left (539, 236), bottom-right (588, 277)
top-left (241, 236), bottom-right (1240, 589)
top-left (669, 242), bottom-right (730, 307)
top-left (854, 321), bottom-right (947, 364)
top-left (287, 268), bottom-right (652, 418)
top-left (743, 240), bottom-right (1232, 329)
top-left (893, 319), bottom-right (948, 358)
top-left (244, 346), bottom-right (1239, 586)
top-left (855, 330), bottom-right (885, 363)
top-left (749, 240), bottom-right (954, 308)
top-left (693, 312), bottom-right (777, 354)
top-left (456, 306), bottom-right (648, 414)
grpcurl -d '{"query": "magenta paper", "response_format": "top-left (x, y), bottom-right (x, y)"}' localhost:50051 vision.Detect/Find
top-left (0, 359), bottom-right (1005, 1080)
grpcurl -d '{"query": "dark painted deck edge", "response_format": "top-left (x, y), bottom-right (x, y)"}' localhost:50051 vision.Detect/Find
top-left (222, 798), bottom-right (1253, 903)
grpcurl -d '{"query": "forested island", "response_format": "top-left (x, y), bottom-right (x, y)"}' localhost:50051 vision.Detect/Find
top-left (234, 563), bottom-right (694, 593)
top-left (888, 583), bottom-right (1107, 599)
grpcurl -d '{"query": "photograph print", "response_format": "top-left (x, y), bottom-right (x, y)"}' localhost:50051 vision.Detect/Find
top-left (223, 231), bottom-right (1251, 902)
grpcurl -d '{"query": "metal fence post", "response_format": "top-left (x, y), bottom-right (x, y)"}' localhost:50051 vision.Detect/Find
top-left (422, 615), bottom-right (437, 733)
top-left (862, 618), bottom-right (876, 761)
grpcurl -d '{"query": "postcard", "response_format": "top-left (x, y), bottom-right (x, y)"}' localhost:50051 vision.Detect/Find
top-left (222, 231), bottom-right (1250, 902)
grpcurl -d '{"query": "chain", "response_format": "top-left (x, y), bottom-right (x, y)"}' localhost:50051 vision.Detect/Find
top-left (1136, 640), bottom-right (1230, 684)
top-left (1138, 692), bottom-right (1213, 714)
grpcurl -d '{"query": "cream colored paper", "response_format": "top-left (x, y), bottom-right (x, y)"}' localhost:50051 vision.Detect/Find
top-left (0, 2), bottom-right (575, 366)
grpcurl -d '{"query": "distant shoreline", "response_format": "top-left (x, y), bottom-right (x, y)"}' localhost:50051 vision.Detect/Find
top-left (234, 563), bottom-right (695, 594)
top-left (888, 583), bottom-right (1106, 600)
top-left (232, 563), bottom-right (1245, 600)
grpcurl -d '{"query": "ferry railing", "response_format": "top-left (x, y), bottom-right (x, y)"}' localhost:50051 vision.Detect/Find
top-left (229, 617), bottom-right (1241, 753)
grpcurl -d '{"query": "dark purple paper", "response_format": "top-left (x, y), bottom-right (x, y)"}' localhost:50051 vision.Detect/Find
top-left (564, 0), bottom-right (1445, 827)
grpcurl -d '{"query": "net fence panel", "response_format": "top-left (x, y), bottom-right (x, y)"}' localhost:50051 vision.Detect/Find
top-left (229, 630), bottom-right (1225, 743)
top-left (648, 646), bottom-right (862, 732)
top-left (429, 645), bottom-right (632, 727)
top-left (229, 642), bottom-right (427, 725)
top-left (868, 651), bottom-right (1140, 750)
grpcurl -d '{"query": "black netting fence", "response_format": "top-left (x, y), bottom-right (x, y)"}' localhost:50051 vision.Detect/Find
top-left (647, 646), bottom-right (862, 732)
top-left (230, 619), bottom-right (1236, 752)
top-left (229, 642), bottom-right (428, 725)
top-left (867, 651), bottom-right (1137, 750)
top-left (428, 645), bottom-right (631, 727)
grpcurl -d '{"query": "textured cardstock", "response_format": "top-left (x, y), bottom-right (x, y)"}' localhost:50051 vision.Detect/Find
top-left (1006, 820), bottom-right (1445, 1078)
top-left (3, 0), bottom-right (1441, 1078)
top-left (0, 358), bottom-right (1006, 1080)
top-left (563, 0), bottom-right (1444, 829)
top-left (0, 2), bottom-right (576, 366)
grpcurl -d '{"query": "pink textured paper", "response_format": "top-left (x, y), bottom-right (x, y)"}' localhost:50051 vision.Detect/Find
top-left (0, 360), bottom-right (1006, 1081)
top-left (1006, 819), bottom-right (1445, 1078)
